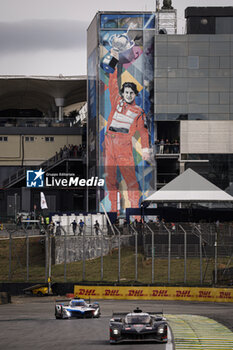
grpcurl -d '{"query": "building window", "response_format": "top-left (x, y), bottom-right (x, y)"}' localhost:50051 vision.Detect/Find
top-left (188, 56), bottom-right (199, 69)
top-left (45, 137), bottom-right (54, 142)
top-left (0, 136), bottom-right (8, 141)
top-left (25, 136), bottom-right (34, 142)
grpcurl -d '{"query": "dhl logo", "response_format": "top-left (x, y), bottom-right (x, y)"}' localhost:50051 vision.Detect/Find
top-left (152, 290), bottom-right (169, 297)
top-left (104, 289), bottom-right (120, 296)
top-left (176, 290), bottom-right (191, 297)
top-left (198, 291), bottom-right (212, 298)
top-left (78, 288), bottom-right (96, 296)
top-left (219, 292), bottom-right (232, 299)
top-left (127, 290), bottom-right (145, 297)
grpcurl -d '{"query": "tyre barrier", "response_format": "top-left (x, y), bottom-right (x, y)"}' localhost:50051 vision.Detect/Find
top-left (0, 292), bottom-right (11, 304)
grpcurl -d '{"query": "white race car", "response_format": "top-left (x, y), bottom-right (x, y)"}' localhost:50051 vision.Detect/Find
top-left (55, 298), bottom-right (101, 319)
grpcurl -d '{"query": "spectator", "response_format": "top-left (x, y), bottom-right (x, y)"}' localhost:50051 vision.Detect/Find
top-left (55, 222), bottom-right (61, 236)
top-left (79, 219), bottom-right (85, 235)
top-left (59, 147), bottom-right (63, 158)
top-left (73, 145), bottom-right (78, 158)
top-left (63, 146), bottom-right (68, 158)
top-left (45, 216), bottom-right (50, 227)
top-left (159, 139), bottom-right (164, 154)
top-left (173, 139), bottom-right (179, 153)
top-left (48, 220), bottom-right (55, 235)
top-left (39, 214), bottom-right (44, 226)
top-left (71, 219), bottom-right (77, 235)
top-left (26, 215), bottom-right (31, 229)
top-left (154, 139), bottom-right (160, 154)
top-left (16, 214), bottom-right (23, 227)
top-left (94, 220), bottom-right (100, 235)
top-left (164, 139), bottom-right (170, 153)
top-left (171, 222), bottom-right (176, 233)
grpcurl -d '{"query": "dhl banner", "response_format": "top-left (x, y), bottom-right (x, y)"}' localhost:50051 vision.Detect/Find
top-left (74, 285), bottom-right (233, 303)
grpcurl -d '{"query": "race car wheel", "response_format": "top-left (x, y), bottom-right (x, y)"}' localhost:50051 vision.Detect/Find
top-left (37, 291), bottom-right (43, 297)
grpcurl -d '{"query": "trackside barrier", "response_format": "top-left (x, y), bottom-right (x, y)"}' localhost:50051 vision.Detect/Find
top-left (0, 292), bottom-right (11, 304)
top-left (74, 285), bottom-right (233, 303)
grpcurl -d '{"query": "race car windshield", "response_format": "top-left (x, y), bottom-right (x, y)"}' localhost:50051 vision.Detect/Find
top-left (125, 315), bottom-right (150, 324)
top-left (70, 301), bottom-right (86, 307)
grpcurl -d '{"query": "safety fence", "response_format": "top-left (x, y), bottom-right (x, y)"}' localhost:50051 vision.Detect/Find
top-left (0, 221), bottom-right (232, 286)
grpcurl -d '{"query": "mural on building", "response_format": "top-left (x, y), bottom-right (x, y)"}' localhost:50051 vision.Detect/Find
top-left (99, 14), bottom-right (155, 214)
top-left (88, 49), bottom-right (97, 169)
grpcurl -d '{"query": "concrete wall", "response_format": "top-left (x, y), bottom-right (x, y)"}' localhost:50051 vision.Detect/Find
top-left (181, 120), bottom-right (233, 154)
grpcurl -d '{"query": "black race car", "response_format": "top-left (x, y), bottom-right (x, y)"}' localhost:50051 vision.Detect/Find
top-left (109, 307), bottom-right (167, 344)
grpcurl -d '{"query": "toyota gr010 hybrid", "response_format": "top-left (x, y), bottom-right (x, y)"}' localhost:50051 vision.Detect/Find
top-left (55, 298), bottom-right (100, 319)
top-left (109, 308), bottom-right (167, 344)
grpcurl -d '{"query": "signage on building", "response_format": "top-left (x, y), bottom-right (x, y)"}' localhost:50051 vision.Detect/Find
top-left (26, 169), bottom-right (104, 188)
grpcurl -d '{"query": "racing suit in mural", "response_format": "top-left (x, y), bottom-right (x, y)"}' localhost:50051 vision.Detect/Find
top-left (104, 68), bottom-right (149, 212)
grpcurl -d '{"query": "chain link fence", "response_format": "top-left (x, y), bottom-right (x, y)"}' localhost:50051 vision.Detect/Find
top-left (0, 221), bottom-right (233, 286)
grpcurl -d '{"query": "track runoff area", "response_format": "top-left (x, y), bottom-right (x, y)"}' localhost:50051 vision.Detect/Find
top-left (167, 315), bottom-right (233, 350)
top-left (74, 285), bottom-right (233, 349)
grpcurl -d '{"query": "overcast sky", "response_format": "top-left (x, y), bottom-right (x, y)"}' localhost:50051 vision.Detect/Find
top-left (0, 0), bottom-right (232, 76)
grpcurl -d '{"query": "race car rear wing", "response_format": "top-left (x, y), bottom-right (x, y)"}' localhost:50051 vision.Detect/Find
top-left (112, 311), bottom-right (163, 317)
top-left (111, 311), bottom-right (165, 323)
top-left (55, 297), bottom-right (92, 305)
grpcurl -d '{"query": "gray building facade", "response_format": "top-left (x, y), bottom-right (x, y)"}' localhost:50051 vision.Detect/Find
top-left (154, 8), bottom-right (233, 195)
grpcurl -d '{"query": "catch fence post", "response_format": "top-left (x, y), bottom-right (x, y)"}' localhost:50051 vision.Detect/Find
top-left (114, 224), bottom-right (121, 282)
top-left (101, 230), bottom-right (103, 281)
top-left (82, 226), bottom-right (86, 281)
top-left (163, 224), bottom-right (171, 283)
top-left (63, 226), bottom-right (67, 282)
top-left (45, 229), bottom-right (48, 282)
top-left (179, 224), bottom-right (187, 284)
top-left (26, 232), bottom-right (29, 281)
top-left (199, 233), bottom-right (203, 284)
top-left (145, 223), bottom-right (155, 284)
top-left (214, 230), bottom-right (218, 284)
top-left (135, 230), bottom-right (138, 281)
top-left (8, 231), bottom-right (12, 281)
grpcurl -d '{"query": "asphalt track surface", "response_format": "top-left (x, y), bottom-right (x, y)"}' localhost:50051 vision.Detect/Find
top-left (0, 297), bottom-right (233, 350)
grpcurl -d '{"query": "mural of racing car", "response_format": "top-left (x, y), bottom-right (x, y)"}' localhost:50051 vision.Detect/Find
top-left (55, 298), bottom-right (100, 319)
top-left (109, 307), bottom-right (167, 344)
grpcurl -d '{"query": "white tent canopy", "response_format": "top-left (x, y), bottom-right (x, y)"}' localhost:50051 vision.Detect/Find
top-left (143, 168), bottom-right (233, 203)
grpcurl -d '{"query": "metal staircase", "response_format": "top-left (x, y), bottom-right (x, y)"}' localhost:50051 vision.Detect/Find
top-left (3, 152), bottom-right (84, 189)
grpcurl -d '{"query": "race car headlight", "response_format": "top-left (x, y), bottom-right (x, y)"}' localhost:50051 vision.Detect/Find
top-left (65, 310), bottom-right (71, 317)
top-left (94, 308), bottom-right (99, 316)
top-left (113, 329), bottom-right (119, 335)
top-left (158, 325), bottom-right (165, 334)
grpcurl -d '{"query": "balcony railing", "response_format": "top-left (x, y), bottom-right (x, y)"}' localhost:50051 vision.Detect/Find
top-left (0, 117), bottom-right (83, 128)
